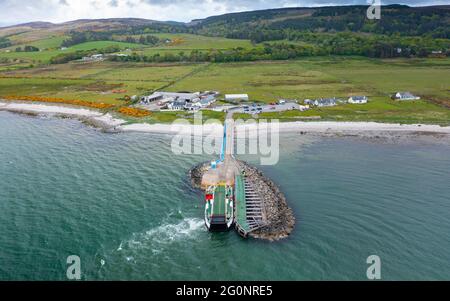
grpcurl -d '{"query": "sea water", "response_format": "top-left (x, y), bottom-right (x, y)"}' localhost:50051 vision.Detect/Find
top-left (0, 111), bottom-right (449, 280)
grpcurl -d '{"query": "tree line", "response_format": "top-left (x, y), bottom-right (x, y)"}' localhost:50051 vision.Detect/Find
top-left (0, 37), bottom-right (12, 49)
top-left (108, 37), bottom-right (449, 64)
top-left (61, 31), bottom-right (162, 47)
top-left (15, 45), bottom-right (40, 52)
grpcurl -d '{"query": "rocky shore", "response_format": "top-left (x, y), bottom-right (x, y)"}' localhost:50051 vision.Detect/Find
top-left (189, 160), bottom-right (295, 241)
top-left (237, 161), bottom-right (295, 241)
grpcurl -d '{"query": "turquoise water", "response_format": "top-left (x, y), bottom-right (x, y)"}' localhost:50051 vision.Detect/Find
top-left (1, 111), bottom-right (450, 280)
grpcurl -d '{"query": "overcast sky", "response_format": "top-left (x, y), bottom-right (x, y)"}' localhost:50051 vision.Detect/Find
top-left (0, 0), bottom-right (447, 27)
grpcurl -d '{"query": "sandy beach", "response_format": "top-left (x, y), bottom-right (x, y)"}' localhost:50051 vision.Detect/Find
top-left (0, 101), bottom-right (126, 129)
top-left (120, 119), bottom-right (450, 136)
top-left (1, 101), bottom-right (450, 136)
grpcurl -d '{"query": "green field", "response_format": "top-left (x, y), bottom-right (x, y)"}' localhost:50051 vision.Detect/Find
top-left (0, 54), bottom-right (449, 124)
top-left (0, 40), bottom-right (143, 64)
top-left (149, 33), bottom-right (254, 50)
top-left (0, 33), bottom-right (254, 64)
top-left (0, 61), bottom-right (205, 104)
top-left (167, 57), bottom-right (450, 101)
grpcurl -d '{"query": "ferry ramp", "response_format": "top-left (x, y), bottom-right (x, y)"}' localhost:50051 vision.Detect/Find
top-left (234, 174), bottom-right (267, 237)
top-left (201, 109), bottom-right (267, 237)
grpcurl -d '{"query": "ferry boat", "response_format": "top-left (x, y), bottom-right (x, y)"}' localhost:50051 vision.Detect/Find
top-left (204, 184), bottom-right (234, 231)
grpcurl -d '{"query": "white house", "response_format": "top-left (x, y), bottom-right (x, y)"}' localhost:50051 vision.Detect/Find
top-left (348, 96), bottom-right (368, 104)
top-left (225, 94), bottom-right (249, 102)
top-left (394, 92), bottom-right (420, 101)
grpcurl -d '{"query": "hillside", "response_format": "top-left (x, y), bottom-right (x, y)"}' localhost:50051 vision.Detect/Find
top-left (0, 18), bottom-right (176, 34)
top-left (191, 5), bottom-right (450, 40)
top-left (2, 5), bottom-right (450, 39)
top-left (0, 5), bottom-right (449, 65)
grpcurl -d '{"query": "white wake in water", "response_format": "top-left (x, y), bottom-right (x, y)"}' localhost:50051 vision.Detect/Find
top-left (117, 218), bottom-right (205, 254)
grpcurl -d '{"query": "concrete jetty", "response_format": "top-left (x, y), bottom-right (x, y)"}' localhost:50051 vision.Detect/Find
top-left (201, 112), bottom-right (239, 188)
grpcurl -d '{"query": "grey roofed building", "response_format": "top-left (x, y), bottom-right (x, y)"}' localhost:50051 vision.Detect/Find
top-left (140, 91), bottom-right (200, 105)
top-left (198, 95), bottom-right (216, 106)
top-left (225, 94), bottom-right (249, 101)
top-left (159, 92), bottom-right (199, 102)
top-left (141, 92), bottom-right (164, 104)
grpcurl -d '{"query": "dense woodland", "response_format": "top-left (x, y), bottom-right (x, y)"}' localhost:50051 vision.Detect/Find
top-left (0, 37), bottom-right (12, 49)
top-left (15, 45), bottom-right (40, 52)
top-left (61, 31), bottom-right (162, 47)
top-left (191, 5), bottom-right (450, 40)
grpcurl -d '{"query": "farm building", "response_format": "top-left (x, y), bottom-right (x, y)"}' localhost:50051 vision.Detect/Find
top-left (393, 92), bottom-right (420, 101)
top-left (225, 94), bottom-right (249, 102)
top-left (141, 90), bottom-right (218, 111)
top-left (141, 92), bottom-right (200, 104)
top-left (140, 91), bottom-right (219, 105)
top-left (348, 96), bottom-right (368, 104)
top-left (140, 93), bottom-right (165, 104)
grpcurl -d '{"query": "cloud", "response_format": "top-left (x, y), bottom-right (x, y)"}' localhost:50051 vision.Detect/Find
top-left (108, 0), bottom-right (118, 7)
top-left (0, 0), bottom-right (447, 26)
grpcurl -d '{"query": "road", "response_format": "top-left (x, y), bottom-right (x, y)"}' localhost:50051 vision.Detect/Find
top-left (232, 102), bottom-right (304, 115)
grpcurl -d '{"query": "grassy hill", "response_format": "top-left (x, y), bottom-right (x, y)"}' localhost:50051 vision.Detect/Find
top-left (0, 5), bottom-right (448, 124)
top-left (191, 5), bottom-right (450, 39)
top-left (1, 5), bottom-right (449, 66)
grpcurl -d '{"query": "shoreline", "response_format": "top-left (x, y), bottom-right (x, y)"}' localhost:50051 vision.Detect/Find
top-left (0, 101), bottom-right (126, 131)
top-left (1, 101), bottom-right (450, 137)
